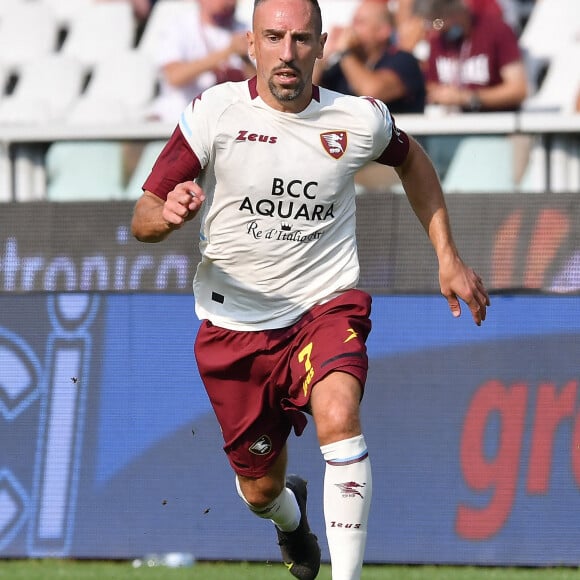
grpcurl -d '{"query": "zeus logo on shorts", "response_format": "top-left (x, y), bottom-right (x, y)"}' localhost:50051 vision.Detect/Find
top-left (249, 435), bottom-right (273, 456)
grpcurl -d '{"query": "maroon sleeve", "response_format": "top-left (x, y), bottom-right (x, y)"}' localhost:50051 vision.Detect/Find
top-left (425, 37), bottom-right (441, 84)
top-left (142, 127), bottom-right (202, 201)
top-left (375, 115), bottom-right (410, 167)
top-left (494, 18), bottom-right (522, 68)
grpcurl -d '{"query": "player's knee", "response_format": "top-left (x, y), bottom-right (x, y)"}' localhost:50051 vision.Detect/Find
top-left (237, 476), bottom-right (284, 508)
top-left (314, 400), bottom-right (361, 445)
top-left (312, 377), bottom-right (361, 440)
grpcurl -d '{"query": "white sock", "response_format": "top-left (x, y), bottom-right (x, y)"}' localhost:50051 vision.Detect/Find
top-left (235, 476), bottom-right (301, 532)
top-left (321, 435), bottom-right (372, 580)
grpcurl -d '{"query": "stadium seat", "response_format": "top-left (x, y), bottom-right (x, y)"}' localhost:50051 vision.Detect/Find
top-left (319, 0), bottom-right (360, 30)
top-left (46, 141), bottom-right (125, 201)
top-left (0, 0), bottom-right (28, 19)
top-left (520, 0), bottom-right (579, 62)
top-left (442, 136), bottom-right (515, 193)
top-left (521, 137), bottom-right (580, 194)
top-left (0, 55), bottom-right (85, 124)
top-left (60, 1), bottom-right (136, 69)
top-left (124, 140), bottom-right (167, 199)
top-left (543, 137), bottom-right (580, 194)
top-left (0, 63), bottom-right (9, 103)
top-left (37, 0), bottom-right (95, 29)
top-left (235, 0), bottom-right (254, 27)
top-left (519, 0), bottom-right (580, 90)
top-left (523, 42), bottom-right (580, 113)
top-left (65, 50), bottom-right (157, 124)
top-left (137, 0), bottom-right (195, 60)
top-left (0, 3), bottom-right (59, 73)
top-left (518, 138), bottom-right (546, 193)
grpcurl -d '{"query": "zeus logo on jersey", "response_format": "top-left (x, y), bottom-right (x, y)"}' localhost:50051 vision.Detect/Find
top-left (235, 130), bottom-right (278, 144)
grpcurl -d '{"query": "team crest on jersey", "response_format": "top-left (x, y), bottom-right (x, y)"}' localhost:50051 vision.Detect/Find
top-left (320, 131), bottom-right (347, 159)
top-left (249, 435), bottom-right (272, 456)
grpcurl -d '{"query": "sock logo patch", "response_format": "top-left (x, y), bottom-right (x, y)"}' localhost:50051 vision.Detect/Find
top-left (335, 481), bottom-right (366, 498)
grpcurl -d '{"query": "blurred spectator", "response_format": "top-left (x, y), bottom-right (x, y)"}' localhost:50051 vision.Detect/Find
top-left (467, 0), bottom-right (522, 32)
top-left (315, 0), bottom-right (426, 114)
top-left (424, 0), bottom-right (528, 113)
top-left (422, 0), bottom-right (530, 183)
top-left (314, 0), bottom-right (426, 193)
top-left (464, 0), bottom-right (507, 24)
top-left (146, 0), bottom-right (254, 122)
top-left (396, 9), bottom-right (431, 68)
top-left (388, 0), bottom-right (519, 71)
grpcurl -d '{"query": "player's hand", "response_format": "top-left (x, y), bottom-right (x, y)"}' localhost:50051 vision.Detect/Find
top-left (162, 181), bottom-right (205, 229)
top-left (439, 254), bottom-right (490, 326)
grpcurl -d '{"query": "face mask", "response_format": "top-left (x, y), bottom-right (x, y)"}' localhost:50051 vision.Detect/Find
top-left (443, 24), bottom-right (465, 44)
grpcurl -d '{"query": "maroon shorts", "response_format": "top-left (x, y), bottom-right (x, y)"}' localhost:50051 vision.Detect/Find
top-left (194, 289), bottom-right (372, 478)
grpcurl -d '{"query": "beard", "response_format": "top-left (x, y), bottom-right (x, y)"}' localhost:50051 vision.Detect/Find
top-left (268, 64), bottom-right (306, 103)
top-left (268, 76), bottom-right (306, 103)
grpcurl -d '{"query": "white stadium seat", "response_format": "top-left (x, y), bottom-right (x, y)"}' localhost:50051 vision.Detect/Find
top-left (520, 0), bottom-right (580, 64)
top-left (235, 0), bottom-right (360, 31)
top-left (0, 3), bottom-right (59, 73)
top-left (37, 0), bottom-right (96, 29)
top-left (46, 141), bottom-right (125, 201)
top-left (235, 0), bottom-right (254, 28)
top-left (0, 0), bottom-right (29, 20)
top-left (0, 63), bottom-right (9, 104)
top-left (519, 0), bottom-right (580, 90)
top-left (65, 50), bottom-right (157, 124)
top-left (523, 43), bottom-right (580, 113)
top-left (137, 0), bottom-right (196, 60)
top-left (124, 140), bottom-right (167, 199)
top-left (61, 1), bottom-right (136, 69)
top-left (0, 55), bottom-right (85, 124)
top-left (443, 136), bottom-right (515, 193)
top-left (319, 0), bottom-right (359, 31)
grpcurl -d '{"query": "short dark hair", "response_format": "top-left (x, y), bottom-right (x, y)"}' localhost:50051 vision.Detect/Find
top-left (253, 0), bottom-right (323, 35)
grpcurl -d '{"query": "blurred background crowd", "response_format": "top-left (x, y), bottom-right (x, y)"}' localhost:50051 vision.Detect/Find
top-left (0, 0), bottom-right (578, 200)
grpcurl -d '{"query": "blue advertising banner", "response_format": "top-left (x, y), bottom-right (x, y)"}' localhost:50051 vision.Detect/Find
top-left (1, 293), bottom-right (579, 565)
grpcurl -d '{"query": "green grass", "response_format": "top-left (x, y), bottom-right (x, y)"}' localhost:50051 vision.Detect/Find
top-left (0, 560), bottom-right (579, 580)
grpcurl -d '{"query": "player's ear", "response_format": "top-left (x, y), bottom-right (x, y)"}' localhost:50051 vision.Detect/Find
top-left (318, 32), bottom-right (327, 59)
top-left (247, 31), bottom-right (255, 60)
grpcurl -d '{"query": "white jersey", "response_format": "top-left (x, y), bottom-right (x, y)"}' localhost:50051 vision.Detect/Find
top-left (177, 80), bottom-right (396, 330)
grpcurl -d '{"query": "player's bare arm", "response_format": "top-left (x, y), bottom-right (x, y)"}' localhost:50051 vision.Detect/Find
top-left (131, 181), bottom-right (205, 243)
top-left (395, 136), bottom-right (490, 325)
